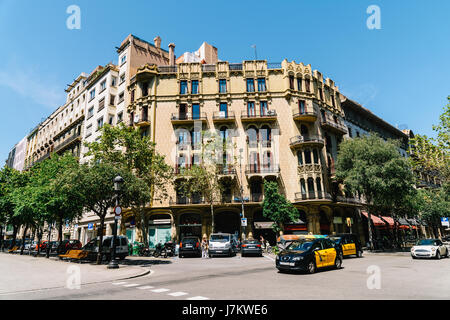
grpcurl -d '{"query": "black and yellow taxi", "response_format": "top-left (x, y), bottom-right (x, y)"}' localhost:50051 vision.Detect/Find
top-left (276, 235), bottom-right (343, 274)
top-left (328, 233), bottom-right (363, 258)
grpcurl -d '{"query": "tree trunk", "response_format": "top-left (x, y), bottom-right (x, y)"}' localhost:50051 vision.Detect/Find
top-left (211, 203), bottom-right (214, 233)
top-left (96, 212), bottom-right (106, 265)
top-left (11, 225), bottom-right (18, 249)
top-left (0, 225), bottom-right (3, 252)
top-left (58, 216), bottom-right (63, 242)
top-left (366, 209), bottom-right (374, 251)
top-left (46, 223), bottom-right (52, 258)
top-left (20, 225), bottom-right (28, 255)
top-left (37, 227), bottom-right (42, 255)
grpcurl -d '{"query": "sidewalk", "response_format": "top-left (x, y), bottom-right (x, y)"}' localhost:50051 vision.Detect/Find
top-left (363, 249), bottom-right (412, 257)
top-left (0, 252), bottom-right (151, 295)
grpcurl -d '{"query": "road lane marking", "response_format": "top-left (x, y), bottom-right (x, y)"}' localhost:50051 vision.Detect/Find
top-left (168, 291), bottom-right (188, 297)
top-left (137, 286), bottom-right (154, 290)
top-left (151, 288), bottom-right (170, 293)
top-left (112, 282), bottom-right (127, 286)
top-left (123, 284), bottom-right (140, 287)
top-left (264, 255), bottom-right (275, 261)
top-left (187, 296), bottom-right (209, 300)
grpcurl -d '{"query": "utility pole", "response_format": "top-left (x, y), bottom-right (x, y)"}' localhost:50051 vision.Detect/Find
top-left (251, 45), bottom-right (257, 60)
top-left (239, 148), bottom-right (246, 241)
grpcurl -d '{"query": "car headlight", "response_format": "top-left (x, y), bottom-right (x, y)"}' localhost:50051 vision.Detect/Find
top-left (293, 256), bottom-right (304, 261)
top-left (431, 248), bottom-right (436, 251)
top-left (411, 248), bottom-right (415, 252)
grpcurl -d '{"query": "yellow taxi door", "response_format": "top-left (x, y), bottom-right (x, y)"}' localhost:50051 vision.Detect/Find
top-left (312, 242), bottom-right (324, 268)
top-left (324, 239), bottom-right (337, 266)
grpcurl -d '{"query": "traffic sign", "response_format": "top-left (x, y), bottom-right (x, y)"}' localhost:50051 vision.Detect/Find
top-left (441, 217), bottom-right (449, 227)
top-left (241, 218), bottom-right (247, 227)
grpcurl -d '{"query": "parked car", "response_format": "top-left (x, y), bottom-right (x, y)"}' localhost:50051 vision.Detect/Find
top-left (328, 233), bottom-right (363, 258)
top-left (57, 240), bottom-right (82, 254)
top-left (208, 233), bottom-right (238, 257)
top-left (82, 236), bottom-right (129, 260)
top-left (241, 239), bottom-right (263, 257)
top-left (179, 236), bottom-right (201, 258)
top-left (411, 239), bottom-right (449, 259)
top-left (276, 235), bottom-right (343, 274)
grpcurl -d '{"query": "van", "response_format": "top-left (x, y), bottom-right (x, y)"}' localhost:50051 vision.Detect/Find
top-left (208, 233), bottom-right (237, 257)
top-left (83, 235), bottom-right (129, 260)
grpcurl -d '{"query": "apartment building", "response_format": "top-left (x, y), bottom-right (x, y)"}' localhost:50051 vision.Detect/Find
top-left (126, 58), bottom-right (365, 246)
top-left (6, 135), bottom-right (27, 171)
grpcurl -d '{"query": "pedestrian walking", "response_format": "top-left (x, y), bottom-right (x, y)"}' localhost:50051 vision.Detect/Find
top-left (201, 237), bottom-right (209, 259)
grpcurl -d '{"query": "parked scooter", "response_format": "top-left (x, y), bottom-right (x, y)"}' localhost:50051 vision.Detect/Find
top-left (164, 241), bottom-right (175, 257)
top-left (153, 242), bottom-right (167, 258)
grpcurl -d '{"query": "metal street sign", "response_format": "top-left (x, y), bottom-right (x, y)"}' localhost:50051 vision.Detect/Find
top-left (114, 206), bottom-right (122, 220)
top-left (88, 223), bottom-right (93, 230)
top-left (241, 218), bottom-right (247, 227)
top-left (441, 217), bottom-right (449, 227)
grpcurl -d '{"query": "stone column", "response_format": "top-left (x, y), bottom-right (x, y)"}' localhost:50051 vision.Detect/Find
top-left (326, 210), bottom-right (334, 235)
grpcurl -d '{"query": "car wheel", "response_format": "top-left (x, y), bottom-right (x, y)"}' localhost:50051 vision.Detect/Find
top-left (179, 254), bottom-right (183, 258)
top-left (412, 255), bottom-right (417, 259)
top-left (436, 251), bottom-right (441, 260)
top-left (335, 255), bottom-right (342, 269)
top-left (307, 260), bottom-right (316, 274)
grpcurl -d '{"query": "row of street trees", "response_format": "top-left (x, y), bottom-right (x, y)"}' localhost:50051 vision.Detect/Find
top-left (0, 123), bottom-right (173, 264)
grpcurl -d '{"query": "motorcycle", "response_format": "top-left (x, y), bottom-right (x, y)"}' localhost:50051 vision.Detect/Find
top-left (164, 241), bottom-right (175, 257)
top-left (153, 243), bottom-right (167, 258)
top-left (138, 243), bottom-right (151, 257)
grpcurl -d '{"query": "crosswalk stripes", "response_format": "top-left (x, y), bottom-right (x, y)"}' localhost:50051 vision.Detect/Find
top-left (187, 296), bottom-right (209, 300)
top-left (114, 281), bottom-right (209, 300)
top-left (168, 292), bottom-right (188, 297)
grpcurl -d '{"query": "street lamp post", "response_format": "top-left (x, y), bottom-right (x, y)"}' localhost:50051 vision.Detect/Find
top-left (239, 148), bottom-right (246, 241)
top-left (108, 175), bottom-right (124, 269)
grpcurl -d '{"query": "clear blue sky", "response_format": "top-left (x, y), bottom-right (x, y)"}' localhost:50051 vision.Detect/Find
top-left (1, 0), bottom-right (449, 163)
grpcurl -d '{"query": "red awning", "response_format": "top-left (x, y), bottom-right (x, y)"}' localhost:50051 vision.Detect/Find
top-left (380, 216), bottom-right (395, 229)
top-left (361, 211), bottom-right (386, 227)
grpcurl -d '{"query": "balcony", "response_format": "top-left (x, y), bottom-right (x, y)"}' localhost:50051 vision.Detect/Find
top-left (290, 135), bottom-right (325, 149)
top-left (135, 111), bottom-right (150, 127)
top-left (35, 151), bottom-right (51, 164)
top-left (170, 196), bottom-right (205, 206)
top-left (212, 111), bottom-right (236, 123)
top-left (293, 109), bottom-right (318, 123)
top-left (171, 112), bottom-right (207, 125)
top-left (298, 164), bottom-right (323, 174)
top-left (217, 164), bottom-right (237, 176)
top-left (246, 138), bottom-right (273, 149)
top-left (241, 110), bottom-right (277, 122)
top-left (320, 118), bottom-right (348, 135)
top-left (158, 65), bottom-right (177, 73)
top-left (245, 164), bottom-right (280, 178)
top-left (53, 133), bottom-right (82, 154)
top-left (294, 192), bottom-right (332, 202)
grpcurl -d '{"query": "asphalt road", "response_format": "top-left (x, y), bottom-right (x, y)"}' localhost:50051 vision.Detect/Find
top-left (2, 252), bottom-right (450, 300)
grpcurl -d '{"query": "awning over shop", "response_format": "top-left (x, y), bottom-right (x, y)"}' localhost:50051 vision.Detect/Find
top-left (361, 211), bottom-right (385, 227)
top-left (380, 216), bottom-right (395, 228)
top-left (398, 218), bottom-right (411, 230)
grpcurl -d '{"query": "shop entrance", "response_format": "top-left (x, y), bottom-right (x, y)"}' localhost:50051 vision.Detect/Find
top-left (148, 214), bottom-right (172, 248)
top-left (252, 209), bottom-right (276, 245)
top-left (214, 212), bottom-right (240, 236)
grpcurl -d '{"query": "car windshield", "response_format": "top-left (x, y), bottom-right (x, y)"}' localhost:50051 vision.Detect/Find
top-left (210, 235), bottom-right (230, 242)
top-left (329, 237), bottom-right (342, 244)
top-left (287, 239), bottom-right (315, 251)
top-left (417, 239), bottom-right (437, 246)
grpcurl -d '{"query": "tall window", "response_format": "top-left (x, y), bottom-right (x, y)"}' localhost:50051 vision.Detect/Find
top-left (307, 178), bottom-right (315, 199)
top-left (297, 151), bottom-right (303, 166)
top-left (299, 100), bottom-right (306, 114)
top-left (246, 78), bottom-right (255, 92)
top-left (313, 149), bottom-right (319, 164)
top-left (100, 80), bottom-right (106, 91)
top-left (305, 79), bottom-right (310, 92)
top-left (219, 103), bottom-right (228, 117)
top-left (297, 78), bottom-right (302, 91)
top-left (247, 102), bottom-right (256, 117)
top-left (247, 125), bottom-right (258, 147)
top-left (191, 130), bottom-right (201, 149)
top-left (257, 78), bottom-right (266, 92)
top-left (300, 179), bottom-right (307, 199)
top-left (142, 82), bottom-right (149, 97)
top-left (97, 117), bottom-right (104, 130)
top-left (89, 89), bottom-right (95, 101)
top-left (289, 76), bottom-right (295, 89)
top-left (316, 178), bottom-right (322, 198)
top-left (304, 149), bottom-right (312, 164)
top-left (260, 101), bottom-right (268, 116)
top-left (192, 104), bottom-right (200, 119)
top-left (179, 104), bottom-right (187, 120)
top-left (219, 79), bottom-right (227, 93)
top-left (180, 80), bottom-right (188, 94)
top-left (261, 125), bottom-right (271, 147)
top-left (319, 88), bottom-right (324, 100)
top-left (191, 80), bottom-right (199, 94)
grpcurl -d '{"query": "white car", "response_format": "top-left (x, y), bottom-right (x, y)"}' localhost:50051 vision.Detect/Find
top-left (411, 239), bottom-right (448, 259)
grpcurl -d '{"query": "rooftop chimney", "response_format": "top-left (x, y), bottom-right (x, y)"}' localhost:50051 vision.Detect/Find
top-left (169, 43), bottom-right (175, 65)
top-left (154, 36), bottom-right (161, 48)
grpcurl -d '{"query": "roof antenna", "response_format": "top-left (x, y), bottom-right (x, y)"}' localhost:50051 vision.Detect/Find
top-left (251, 44), bottom-right (257, 60)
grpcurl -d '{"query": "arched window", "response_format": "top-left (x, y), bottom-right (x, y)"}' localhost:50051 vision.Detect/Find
top-left (190, 129), bottom-right (201, 149)
top-left (219, 126), bottom-right (229, 142)
top-left (260, 125), bottom-right (271, 147)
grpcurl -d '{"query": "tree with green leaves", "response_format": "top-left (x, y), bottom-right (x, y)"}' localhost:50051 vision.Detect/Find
top-left (0, 166), bottom-right (30, 250)
top-left (75, 162), bottom-right (150, 264)
top-left (262, 180), bottom-right (299, 235)
top-left (84, 123), bottom-right (172, 245)
top-left (335, 134), bottom-right (416, 250)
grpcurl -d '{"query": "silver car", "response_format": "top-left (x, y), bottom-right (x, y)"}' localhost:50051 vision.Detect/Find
top-left (411, 239), bottom-right (449, 259)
